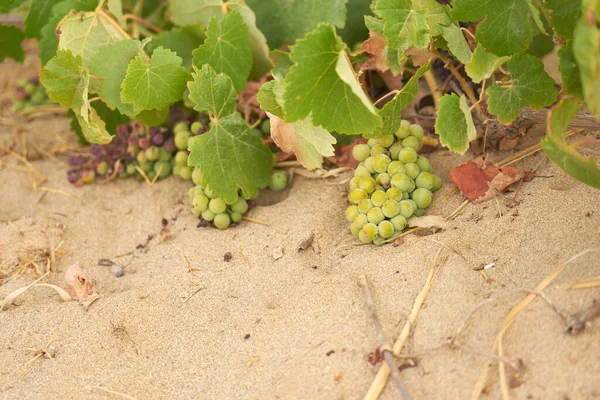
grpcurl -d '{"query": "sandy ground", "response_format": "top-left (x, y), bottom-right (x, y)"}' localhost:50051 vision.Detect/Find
top-left (1, 51), bottom-right (600, 400)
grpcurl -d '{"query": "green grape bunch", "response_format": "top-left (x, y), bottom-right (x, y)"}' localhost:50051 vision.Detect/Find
top-left (345, 120), bottom-right (442, 246)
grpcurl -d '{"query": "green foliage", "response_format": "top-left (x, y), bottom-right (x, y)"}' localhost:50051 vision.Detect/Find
top-left (573, 0), bottom-right (600, 119)
top-left (0, 24), bottom-right (25, 63)
top-left (558, 43), bottom-right (584, 99)
top-left (541, 98), bottom-right (600, 188)
top-left (435, 93), bottom-right (476, 154)
top-left (487, 54), bottom-right (557, 123)
top-left (25, 0), bottom-right (57, 39)
top-left (147, 26), bottom-right (204, 70)
top-left (188, 65), bottom-right (237, 118)
top-left (545, 0), bottom-right (582, 40)
top-left (465, 45), bottom-right (509, 84)
top-left (0, 0), bottom-right (27, 13)
top-left (191, 11), bottom-right (252, 93)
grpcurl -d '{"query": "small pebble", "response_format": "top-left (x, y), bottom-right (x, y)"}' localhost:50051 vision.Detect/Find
top-left (111, 265), bottom-right (124, 277)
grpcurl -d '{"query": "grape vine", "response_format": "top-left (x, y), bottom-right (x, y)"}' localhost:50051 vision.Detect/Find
top-left (1, 0), bottom-right (599, 233)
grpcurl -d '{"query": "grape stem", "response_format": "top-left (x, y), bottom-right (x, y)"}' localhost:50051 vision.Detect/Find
top-left (358, 275), bottom-right (412, 400)
top-left (373, 90), bottom-right (399, 107)
top-left (123, 14), bottom-right (162, 33)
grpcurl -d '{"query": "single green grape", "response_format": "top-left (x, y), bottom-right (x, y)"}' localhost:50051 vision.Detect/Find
top-left (214, 213), bottom-right (231, 229)
top-left (346, 205), bottom-right (360, 222)
top-left (189, 186), bottom-right (203, 199)
top-left (126, 163), bottom-right (137, 175)
top-left (416, 156), bottom-right (431, 172)
top-left (193, 194), bottom-right (209, 213)
top-left (367, 207), bottom-right (385, 224)
top-left (145, 146), bottom-right (160, 161)
top-left (82, 170), bottom-right (95, 184)
top-left (350, 224), bottom-right (361, 237)
top-left (402, 136), bottom-right (422, 151)
top-left (174, 121), bottom-right (189, 133)
top-left (399, 147), bottom-right (418, 164)
top-left (260, 119), bottom-right (271, 134)
top-left (231, 198), bottom-right (249, 214)
top-left (432, 174), bottom-right (442, 192)
top-left (387, 160), bottom-right (405, 176)
top-left (362, 223), bottom-right (378, 241)
top-left (175, 151), bottom-right (188, 166)
top-left (348, 188), bottom-right (367, 204)
top-left (405, 162), bottom-right (420, 179)
top-left (174, 131), bottom-right (190, 150)
top-left (270, 170), bottom-right (288, 191)
top-left (353, 214), bottom-right (368, 229)
top-left (179, 166), bottom-right (192, 180)
top-left (373, 153), bottom-right (391, 173)
top-left (352, 144), bottom-right (371, 162)
top-left (409, 123), bottom-right (424, 139)
top-left (226, 191), bottom-right (239, 206)
top-left (364, 157), bottom-right (376, 173)
top-left (173, 165), bottom-right (182, 177)
top-left (359, 176), bottom-right (376, 193)
top-left (395, 120), bottom-right (411, 139)
top-left (95, 161), bottom-right (109, 176)
top-left (370, 190), bottom-right (387, 207)
top-left (386, 187), bottom-right (403, 201)
top-left (390, 215), bottom-right (407, 231)
top-left (372, 237), bottom-right (385, 246)
top-left (370, 145), bottom-right (386, 157)
top-left (191, 121), bottom-right (203, 134)
top-left (358, 229), bottom-right (372, 243)
top-left (415, 171), bottom-right (434, 190)
top-left (138, 161), bottom-right (152, 173)
top-left (382, 199), bottom-right (400, 218)
top-left (349, 177), bottom-right (361, 190)
top-left (378, 135), bottom-right (395, 147)
top-left (402, 191), bottom-right (409, 199)
top-left (354, 165), bottom-right (371, 178)
top-left (399, 200), bottom-right (416, 218)
top-left (378, 220), bottom-right (395, 238)
top-left (230, 211), bottom-right (243, 223)
top-left (389, 142), bottom-right (403, 160)
top-left (412, 188), bottom-right (433, 208)
top-left (357, 199), bottom-right (373, 214)
top-left (375, 172), bottom-right (391, 188)
top-left (201, 209), bottom-right (215, 221)
top-left (407, 178), bottom-right (416, 193)
top-left (136, 151), bottom-right (148, 164)
top-left (390, 173), bottom-right (412, 192)
top-left (191, 207), bottom-right (201, 217)
top-left (414, 208), bottom-right (425, 217)
top-left (154, 161), bottom-right (171, 178)
top-left (209, 198), bottom-right (227, 214)
top-left (159, 147), bottom-right (173, 162)
top-left (367, 138), bottom-right (379, 147)
top-left (192, 167), bottom-right (202, 185)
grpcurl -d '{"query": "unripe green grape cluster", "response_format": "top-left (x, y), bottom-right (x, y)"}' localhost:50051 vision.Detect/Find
top-left (346, 120), bottom-right (441, 245)
top-left (13, 77), bottom-right (52, 111)
top-left (171, 120), bottom-right (206, 181)
top-left (189, 166), bottom-right (255, 229)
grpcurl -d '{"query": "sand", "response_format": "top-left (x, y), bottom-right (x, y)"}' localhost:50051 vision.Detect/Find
top-left (1, 49), bottom-right (599, 400)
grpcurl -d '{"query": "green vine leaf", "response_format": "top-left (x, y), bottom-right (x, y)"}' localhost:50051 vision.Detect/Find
top-left (0, 24), bottom-right (25, 63)
top-left (0, 0), bottom-right (27, 13)
top-left (283, 24), bottom-right (382, 135)
top-left (89, 39), bottom-right (144, 116)
top-left (147, 26), bottom-right (204, 70)
top-left (465, 44), bottom-right (510, 84)
top-left (188, 64), bottom-right (237, 119)
top-left (373, 0), bottom-right (430, 50)
top-left (120, 46), bottom-right (188, 113)
top-left (545, 0), bottom-right (582, 40)
top-left (57, 10), bottom-right (128, 67)
top-left (435, 93), bottom-right (476, 154)
top-left (257, 80), bottom-right (284, 118)
top-left (246, 0), bottom-right (348, 49)
top-left (169, 0), bottom-right (272, 78)
top-left (373, 62), bottom-right (431, 138)
top-left (451, 0), bottom-right (540, 56)
top-left (558, 42), bottom-right (584, 99)
top-left (192, 11), bottom-right (252, 93)
top-left (487, 54), bottom-right (557, 123)
top-left (541, 98), bottom-right (600, 189)
top-left (573, 1), bottom-right (600, 119)
top-left (25, 0), bottom-right (57, 39)
top-left (440, 23), bottom-right (472, 64)
top-left (188, 114), bottom-right (274, 203)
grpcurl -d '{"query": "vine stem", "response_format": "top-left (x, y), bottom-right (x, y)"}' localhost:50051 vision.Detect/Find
top-left (423, 70), bottom-right (441, 109)
top-left (124, 13), bottom-right (162, 33)
top-left (373, 90), bottom-right (399, 107)
top-left (431, 49), bottom-right (486, 121)
top-left (96, 9), bottom-right (131, 39)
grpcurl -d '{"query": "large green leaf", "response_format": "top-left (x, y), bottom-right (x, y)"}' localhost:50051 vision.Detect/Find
top-left (57, 10), bottom-right (128, 67)
top-left (283, 24), bottom-right (381, 135)
top-left (257, 80), bottom-right (284, 117)
top-left (0, 0), bottom-right (27, 13)
top-left (0, 24), bottom-right (25, 63)
top-left (373, 0), bottom-right (430, 50)
top-left (169, 0), bottom-right (272, 78)
top-left (545, 0), bottom-right (582, 40)
top-left (192, 11), bottom-right (252, 93)
top-left (120, 46), bottom-right (188, 113)
top-left (188, 114), bottom-right (274, 203)
top-left (187, 65), bottom-right (237, 119)
top-left (246, 0), bottom-right (348, 49)
top-left (440, 23), bottom-right (472, 64)
top-left (147, 26), bottom-right (204, 70)
top-left (541, 98), bottom-right (600, 189)
top-left (573, 1), bottom-right (600, 119)
top-left (558, 42), bottom-right (584, 99)
top-left (88, 39), bottom-right (144, 116)
top-left (465, 44), bottom-right (510, 84)
top-left (434, 93), bottom-right (476, 154)
top-left (487, 54), bottom-right (557, 123)
top-left (25, 0), bottom-right (57, 39)
top-left (373, 62), bottom-right (431, 138)
top-left (451, 0), bottom-right (540, 56)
